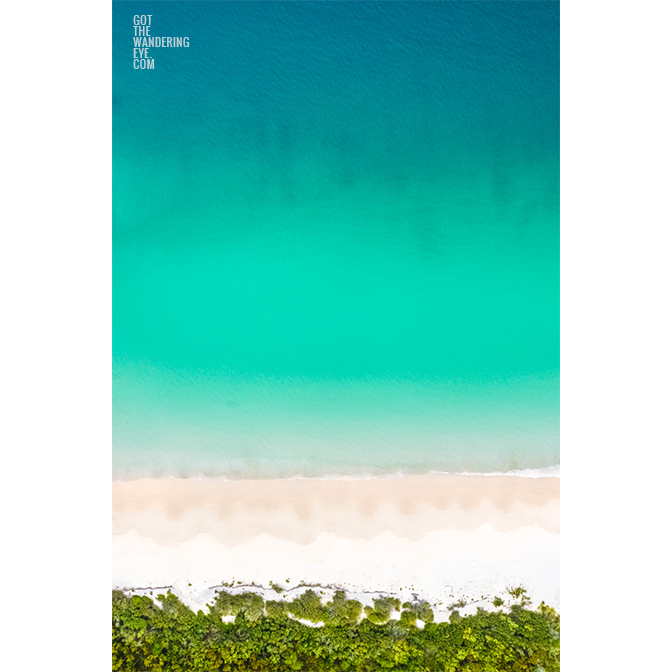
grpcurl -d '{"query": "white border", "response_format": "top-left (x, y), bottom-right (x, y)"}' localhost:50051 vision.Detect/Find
top-left (561, 0), bottom-right (671, 667)
top-left (2, 0), bottom-right (111, 666)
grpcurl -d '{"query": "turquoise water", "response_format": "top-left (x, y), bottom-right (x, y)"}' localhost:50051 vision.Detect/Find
top-left (113, 1), bottom-right (559, 479)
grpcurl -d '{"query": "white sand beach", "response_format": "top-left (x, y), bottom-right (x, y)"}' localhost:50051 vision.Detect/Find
top-left (113, 474), bottom-right (559, 620)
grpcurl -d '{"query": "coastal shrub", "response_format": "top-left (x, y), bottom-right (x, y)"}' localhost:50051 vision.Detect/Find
top-left (506, 585), bottom-right (532, 606)
top-left (324, 590), bottom-right (362, 625)
top-left (287, 589), bottom-right (325, 623)
top-left (402, 599), bottom-right (435, 624)
top-left (112, 589), bottom-right (560, 671)
top-left (364, 596), bottom-right (402, 624)
top-left (209, 590), bottom-right (265, 622)
top-left (537, 601), bottom-right (561, 639)
top-left (265, 599), bottom-right (289, 619)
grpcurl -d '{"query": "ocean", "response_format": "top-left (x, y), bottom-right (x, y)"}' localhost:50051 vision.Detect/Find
top-left (113, 1), bottom-right (559, 480)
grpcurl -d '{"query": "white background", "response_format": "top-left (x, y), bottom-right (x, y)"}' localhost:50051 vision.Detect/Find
top-left (2, 0), bottom-right (670, 668)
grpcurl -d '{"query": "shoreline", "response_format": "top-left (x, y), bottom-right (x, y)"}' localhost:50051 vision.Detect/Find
top-left (112, 465), bottom-right (560, 483)
top-left (113, 473), bottom-right (560, 614)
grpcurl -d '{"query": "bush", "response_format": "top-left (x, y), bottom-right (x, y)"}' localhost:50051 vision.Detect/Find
top-left (365, 596), bottom-right (401, 624)
top-left (401, 599), bottom-right (434, 624)
top-left (112, 588), bottom-right (560, 671)
top-left (209, 590), bottom-right (265, 622)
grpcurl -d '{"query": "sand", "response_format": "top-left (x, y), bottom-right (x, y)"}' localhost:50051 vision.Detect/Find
top-left (112, 474), bottom-right (560, 619)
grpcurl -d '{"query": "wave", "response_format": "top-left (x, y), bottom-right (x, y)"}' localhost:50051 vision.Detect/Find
top-left (437, 465), bottom-right (560, 479)
top-left (117, 465), bottom-right (560, 482)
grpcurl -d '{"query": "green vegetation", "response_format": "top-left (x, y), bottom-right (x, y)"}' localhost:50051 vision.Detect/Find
top-left (401, 600), bottom-right (434, 625)
top-left (113, 587), bottom-right (560, 671)
top-left (364, 596), bottom-right (401, 625)
top-left (210, 591), bottom-right (266, 623)
top-left (506, 586), bottom-right (532, 607)
top-left (262, 589), bottom-right (363, 626)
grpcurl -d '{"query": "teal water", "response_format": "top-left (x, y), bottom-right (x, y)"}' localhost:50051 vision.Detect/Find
top-left (113, 1), bottom-right (559, 479)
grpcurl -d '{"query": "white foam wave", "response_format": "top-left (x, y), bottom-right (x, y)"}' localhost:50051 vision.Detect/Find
top-left (437, 465), bottom-right (560, 479)
top-left (118, 465), bottom-right (560, 483)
